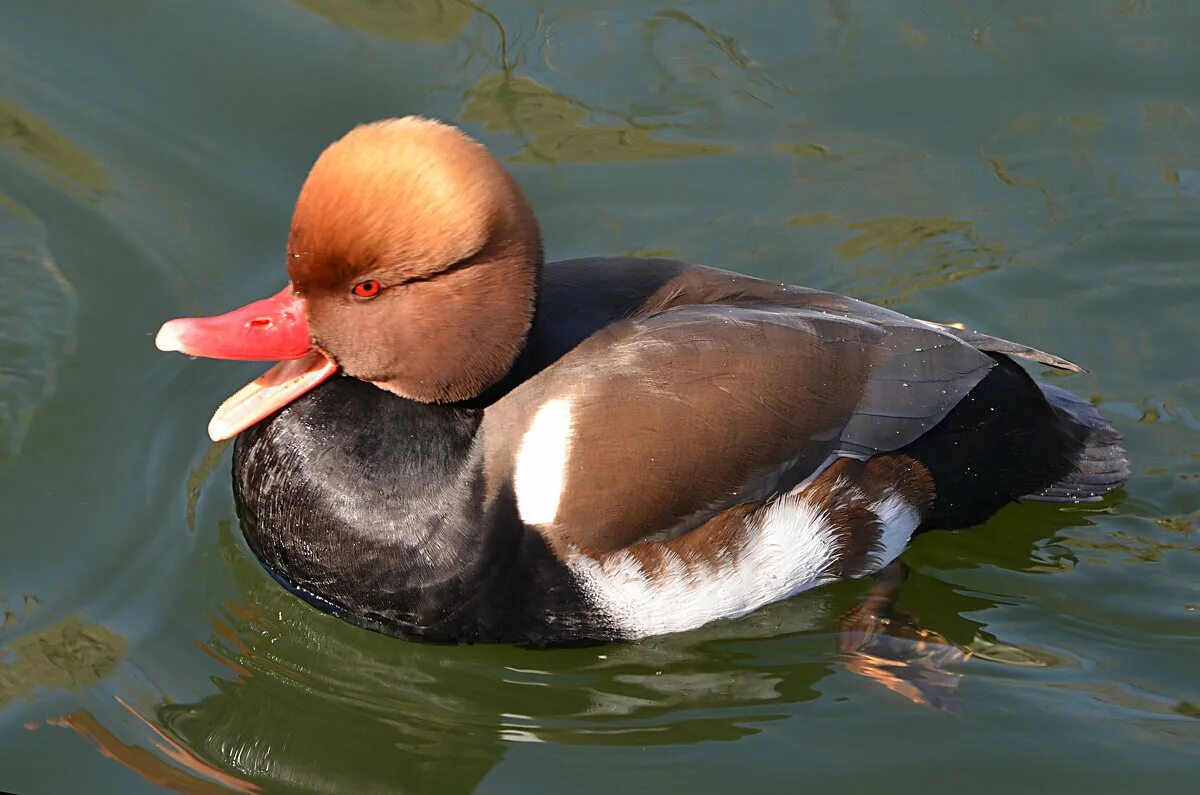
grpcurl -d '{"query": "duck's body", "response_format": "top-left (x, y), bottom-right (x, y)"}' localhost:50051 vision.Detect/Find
top-left (230, 256), bottom-right (1126, 644)
top-left (157, 118), bottom-right (1128, 645)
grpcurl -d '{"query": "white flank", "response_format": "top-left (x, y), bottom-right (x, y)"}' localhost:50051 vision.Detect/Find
top-left (513, 398), bottom-right (573, 525)
top-left (871, 493), bottom-right (921, 567)
top-left (569, 493), bottom-right (841, 638)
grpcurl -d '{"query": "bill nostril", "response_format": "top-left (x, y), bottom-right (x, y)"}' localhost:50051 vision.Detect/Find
top-left (248, 318), bottom-right (272, 329)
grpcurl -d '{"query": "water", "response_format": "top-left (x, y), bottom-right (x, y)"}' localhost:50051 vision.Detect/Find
top-left (1, 1), bottom-right (1197, 792)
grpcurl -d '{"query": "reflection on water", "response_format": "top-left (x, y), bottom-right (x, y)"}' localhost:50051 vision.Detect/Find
top-left (2, 1), bottom-right (1199, 793)
top-left (27, 510), bottom-right (1128, 793)
top-left (0, 196), bottom-right (77, 459)
top-left (0, 617), bottom-right (124, 708)
top-left (185, 441), bottom-right (231, 532)
top-left (47, 704), bottom-right (260, 795)
top-left (0, 98), bottom-right (107, 194)
top-left (28, 519), bottom-right (825, 791)
top-left (832, 216), bottom-right (1001, 305)
top-left (290, 0), bottom-right (473, 42)
top-left (463, 74), bottom-right (729, 163)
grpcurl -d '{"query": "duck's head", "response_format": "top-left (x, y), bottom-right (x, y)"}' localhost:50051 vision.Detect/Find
top-left (156, 117), bottom-right (543, 440)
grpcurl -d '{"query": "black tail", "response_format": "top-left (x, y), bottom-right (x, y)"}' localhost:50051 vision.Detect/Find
top-left (1022, 382), bottom-right (1130, 503)
top-left (902, 354), bottom-right (1128, 529)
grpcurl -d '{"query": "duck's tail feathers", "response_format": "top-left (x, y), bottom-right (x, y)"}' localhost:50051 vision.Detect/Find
top-left (1023, 382), bottom-right (1130, 503)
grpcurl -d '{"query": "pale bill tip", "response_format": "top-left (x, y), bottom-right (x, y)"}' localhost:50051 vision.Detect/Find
top-left (207, 414), bottom-right (238, 443)
top-left (154, 321), bottom-right (185, 353)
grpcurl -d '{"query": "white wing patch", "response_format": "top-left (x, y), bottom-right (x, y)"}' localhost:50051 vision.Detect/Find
top-left (569, 492), bottom-right (840, 639)
top-left (871, 493), bottom-right (921, 567)
top-left (514, 398), bottom-right (573, 526)
top-left (569, 479), bottom-right (922, 639)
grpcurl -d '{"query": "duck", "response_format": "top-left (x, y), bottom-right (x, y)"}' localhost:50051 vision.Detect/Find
top-left (156, 117), bottom-right (1129, 645)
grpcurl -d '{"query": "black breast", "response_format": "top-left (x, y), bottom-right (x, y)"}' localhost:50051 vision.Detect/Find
top-left (232, 376), bottom-right (606, 645)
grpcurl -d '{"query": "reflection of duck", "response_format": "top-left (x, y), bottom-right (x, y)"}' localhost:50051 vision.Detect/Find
top-left (43, 508), bottom-right (1109, 793)
top-left (42, 523), bottom-right (830, 794)
top-left (156, 117), bottom-right (1128, 645)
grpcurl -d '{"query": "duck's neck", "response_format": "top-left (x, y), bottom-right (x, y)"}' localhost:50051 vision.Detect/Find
top-left (232, 376), bottom-right (588, 643)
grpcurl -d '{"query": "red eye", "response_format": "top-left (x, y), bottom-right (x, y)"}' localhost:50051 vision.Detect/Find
top-left (353, 279), bottom-right (382, 299)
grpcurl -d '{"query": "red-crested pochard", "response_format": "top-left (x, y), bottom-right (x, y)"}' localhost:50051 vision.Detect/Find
top-left (156, 117), bottom-right (1128, 644)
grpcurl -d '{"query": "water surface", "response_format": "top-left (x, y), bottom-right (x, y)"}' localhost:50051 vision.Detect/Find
top-left (1, 2), bottom-right (1198, 793)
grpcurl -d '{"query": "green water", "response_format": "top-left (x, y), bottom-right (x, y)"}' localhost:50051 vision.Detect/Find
top-left (1, 1), bottom-right (1198, 792)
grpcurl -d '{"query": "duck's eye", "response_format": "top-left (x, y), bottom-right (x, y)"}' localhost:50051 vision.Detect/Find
top-left (352, 279), bottom-right (382, 299)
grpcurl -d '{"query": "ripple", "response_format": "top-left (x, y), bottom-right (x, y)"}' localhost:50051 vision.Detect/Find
top-left (463, 74), bottom-right (731, 164)
top-left (0, 99), bottom-right (106, 194)
top-left (0, 196), bottom-right (77, 461)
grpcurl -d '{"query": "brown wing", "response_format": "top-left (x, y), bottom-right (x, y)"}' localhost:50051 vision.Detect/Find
top-left (483, 299), bottom-right (997, 553)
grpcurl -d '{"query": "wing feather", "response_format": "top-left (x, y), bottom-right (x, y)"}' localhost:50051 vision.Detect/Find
top-left (485, 300), bottom-right (997, 551)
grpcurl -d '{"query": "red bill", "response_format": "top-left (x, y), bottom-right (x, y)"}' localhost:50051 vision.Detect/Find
top-left (156, 286), bottom-right (338, 440)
